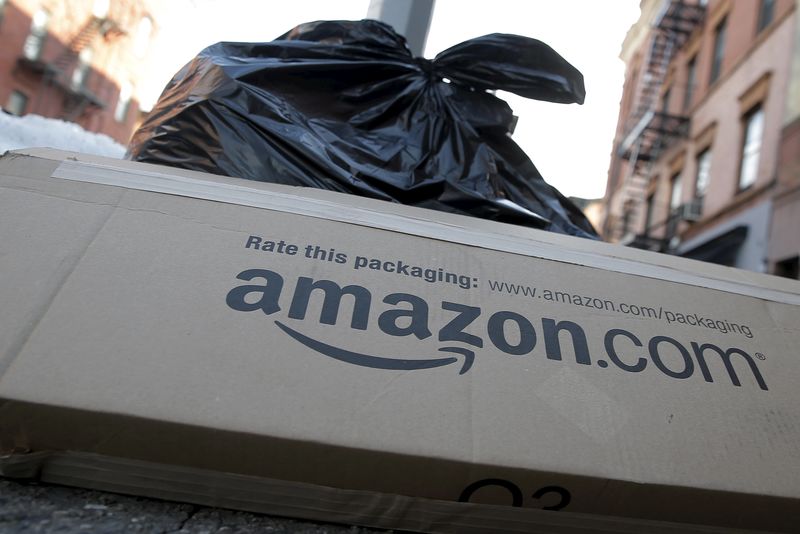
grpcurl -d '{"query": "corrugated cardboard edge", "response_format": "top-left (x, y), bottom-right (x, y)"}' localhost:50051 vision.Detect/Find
top-left (1, 400), bottom-right (795, 533)
top-left (0, 451), bottom-right (763, 534)
top-left (5, 148), bottom-right (799, 306)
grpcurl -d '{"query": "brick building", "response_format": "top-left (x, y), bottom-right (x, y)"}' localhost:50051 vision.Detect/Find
top-left (602, 0), bottom-right (800, 277)
top-left (0, 0), bottom-right (162, 144)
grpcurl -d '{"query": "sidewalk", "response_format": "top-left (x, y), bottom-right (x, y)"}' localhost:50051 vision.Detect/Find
top-left (0, 479), bottom-right (386, 533)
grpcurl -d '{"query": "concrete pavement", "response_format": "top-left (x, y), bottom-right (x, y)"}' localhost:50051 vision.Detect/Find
top-left (0, 479), bottom-right (387, 533)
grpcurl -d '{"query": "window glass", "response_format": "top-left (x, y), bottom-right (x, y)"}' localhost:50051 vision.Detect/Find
top-left (757, 0), bottom-right (775, 34)
top-left (739, 107), bottom-right (765, 190)
top-left (683, 56), bottom-right (696, 111)
top-left (23, 9), bottom-right (49, 61)
top-left (114, 81), bottom-right (133, 122)
top-left (670, 172), bottom-right (683, 210)
top-left (710, 17), bottom-right (727, 84)
top-left (134, 16), bottom-right (152, 58)
top-left (71, 48), bottom-right (93, 90)
top-left (661, 86), bottom-right (672, 114)
top-left (6, 90), bottom-right (28, 115)
top-left (92, 0), bottom-right (110, 18)
top-left (695, 149), bottom-right (712, 197)
top-left (645, 193), bottom-right (655, 232)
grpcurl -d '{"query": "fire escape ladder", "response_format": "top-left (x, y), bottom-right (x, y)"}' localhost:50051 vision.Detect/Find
top-left (613, 0), bottom-right (704, 243)
top-left (47, 13), bottom-right (125, 121)
top-left (615, 32), bottom-right (675, 242)
top-left (50, 17), bottom-right (103, 78)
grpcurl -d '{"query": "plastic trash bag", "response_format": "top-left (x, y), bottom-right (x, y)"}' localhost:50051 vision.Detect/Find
top-left (127, 19), bottom-right (597, 238)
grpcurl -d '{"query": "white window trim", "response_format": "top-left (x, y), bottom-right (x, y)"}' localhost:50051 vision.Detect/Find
top-left (738, 107), bottom-right (765, 191)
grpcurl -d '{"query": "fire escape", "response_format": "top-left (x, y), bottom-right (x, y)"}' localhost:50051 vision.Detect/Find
top-left (17, 12), bottom-right (125, 120)
top-left (54, 15), bottom-right (125, 120)
top-left (614, 0), bottom-right (705, 250)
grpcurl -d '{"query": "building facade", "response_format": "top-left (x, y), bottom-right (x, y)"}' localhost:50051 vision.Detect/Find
top-left (602, 0), bottom-right (800, 277)
top-left (0, 0), bottom-right (161, 144)
top-left (770, 3), bottom-right (800, 278)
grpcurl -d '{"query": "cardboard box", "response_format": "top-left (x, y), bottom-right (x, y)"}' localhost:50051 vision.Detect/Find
top-left (1, 149), bottom-right (799, 533)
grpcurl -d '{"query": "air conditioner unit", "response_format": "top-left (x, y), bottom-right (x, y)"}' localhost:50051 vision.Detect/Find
top-left (678, 199), bottom-right (702, 222)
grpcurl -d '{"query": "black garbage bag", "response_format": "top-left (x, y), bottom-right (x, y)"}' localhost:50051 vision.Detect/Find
top-left (127, 19), bottom-right (598, 238)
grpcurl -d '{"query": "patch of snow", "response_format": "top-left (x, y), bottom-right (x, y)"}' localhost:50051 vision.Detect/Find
top-left (0, 109), bottom-right (126, 158)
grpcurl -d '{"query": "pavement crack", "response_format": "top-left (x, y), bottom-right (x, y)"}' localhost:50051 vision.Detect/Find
top-left (165, 505), bottom-right (201, 534)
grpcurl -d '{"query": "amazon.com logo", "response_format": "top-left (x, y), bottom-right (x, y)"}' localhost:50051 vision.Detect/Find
top-left (225, 268), bottom-right (769, 390)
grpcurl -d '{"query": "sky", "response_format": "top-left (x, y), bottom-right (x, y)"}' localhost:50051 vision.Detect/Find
top-left (143, 0), bottom-right (641, 200)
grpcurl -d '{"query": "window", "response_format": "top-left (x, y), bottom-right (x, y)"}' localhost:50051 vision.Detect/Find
top-left (757, 0), bottom-right (775, 34)
top-left (683, 56), bottom-right (697, 112)
top-left (710, 17), bottom-right (727, 84)
top-left (5, 90), bottom-right (28, 115)
top-left (134, 16), bottom-right (153, 58)
top-left (694, 148), bottom-right (712, 199)
top-left (661, 86), bottom-right (672, 114)
top-left (670, 172), bottom-right (683, 210)
top-left (114, 81), bottom-right (133, 122)
top-left (739, 106), bottom-right (765, 190)
top-left (92, 0), bottom-right (110, 18)
top-left (23, 9), bottom-right (50, 61)
top-left (0, 0), bottom-right (7, 28)
top-left (644, 193), bottom-right (655, 233)
top-left (70, 48), bottom-right (93, 90)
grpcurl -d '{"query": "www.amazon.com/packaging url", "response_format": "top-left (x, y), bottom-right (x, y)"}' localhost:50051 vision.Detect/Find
top-left (487, 280), bottom-right (754, 339)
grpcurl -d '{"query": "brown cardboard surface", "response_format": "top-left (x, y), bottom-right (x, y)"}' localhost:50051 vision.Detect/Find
top-left (0, 450), bottom-right (768, 534)
top-left (1, 150), bottom-right (799, 532)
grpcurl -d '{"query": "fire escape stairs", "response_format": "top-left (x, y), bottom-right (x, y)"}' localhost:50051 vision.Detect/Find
top-left (614, 0), bottom-right (704, 243)
top-left (47, 15), bottom-right (125, 120)
top-left (50, 17), bottom-right (104, 78)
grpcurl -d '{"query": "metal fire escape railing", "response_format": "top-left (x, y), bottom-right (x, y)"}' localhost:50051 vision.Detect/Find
top-left (20, 11), bottom-right (126, 120)
top-left (50, 17), bottom-right (107, 73)
top-left (613, 0), bottom-right (705, 244)
top-left (58, 15), bottom-right (126, 120)
top-left (629, 196), bottom-right (703, 252)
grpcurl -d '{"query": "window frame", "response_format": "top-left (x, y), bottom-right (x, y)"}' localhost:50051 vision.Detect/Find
top-left (23, 8), bottom-right (50, 61)
top-left (683, 55), bottom-right (697, 112)
top-left (114, 81), bottom-right (133, 123)
top-left (694, 147), bottom-right (712, 200)
top-left (756, 0), bottom-right (775, 34)
top-left (661, 85), bottom-right (672, 114)
top-left (670, 171), bottom-right (683, 211)
top-left (737, 104), bottom-right (765, 191)
top-left (70, 47), bottom-right (93, 90)
top-left (710, 17), bottom-right (727, 84)
top-left (6, 90), bottom-right (29, 116)
top-left (644, 192), bottom-right (656, 235)
top-left (133, 16), bottom-right (153, 58)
